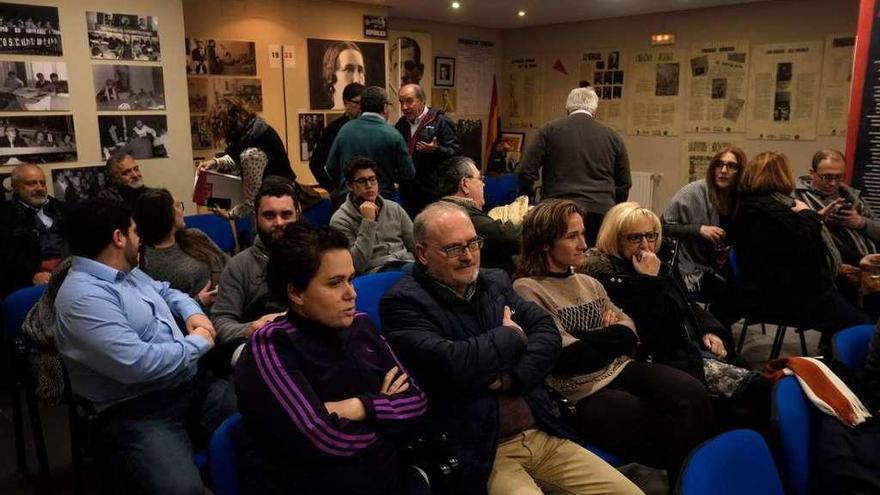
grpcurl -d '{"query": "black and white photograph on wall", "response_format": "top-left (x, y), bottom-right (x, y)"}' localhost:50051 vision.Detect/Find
top-left (0, 3), bottom-right (62, 55)
top-left (363, 15), bottom-right (387, 39)
top-left (86, 11), bottom-right (160, 61)
top-left (711, 78), bottom-right (727, 99)
top-left (92, 65), bottom-right (165, 111)
top-left (773, 91), bottom-right (791, 122)
top-left (655, 62), bottom-right (680, 97)
top-left (186, 38), bottom-right (256, 75)
top-left (307, 38), bottom-right (386, 110)
top-left (98, 114), bottom-right (168, 160)
top-left (432, 87), bottom-right (456, 113)
top-left (456, 119), bottom-right (482, 165)
top-left (0, 171), bottom-right (11, 200)
top-left (434, 57), bottom-right (454, 87)
top-left (325, 112), bottom-right (344, 127)
top-left (188, 77), bottom-right (209, 113)
top-left (607, 51), bottom-right (620, 70)
top-left (51, 166), bottom-right (109, 203)
top-left (190, 116), bottom-right (212, 150)
top-left (0, 60), bottom-right (68, 110)
top-left (690, 55), bottom-right (709, 77)
top-left (213, 78), bottom-right (262, 111)
top-left (393, 37), bottom-right (425, 86)
top-left (0, 115), bottom-right (76, 165)
top-left (298, 113), bottom-right (325, 162)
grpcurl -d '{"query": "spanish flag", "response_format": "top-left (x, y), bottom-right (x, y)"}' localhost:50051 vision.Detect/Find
top-left (483, 75), bottom-right (501, 172)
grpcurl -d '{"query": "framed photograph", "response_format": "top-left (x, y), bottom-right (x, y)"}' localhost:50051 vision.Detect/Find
top-left (298, 113), bottom-right (325, 162)
top-left (98, 114), bottom-right (168, 160)
top-left (434, 57), bottom-right (455, 87)
top-left (0, 115), bottom-right (76, 165)
top-left (190, 116), bottom-right (212, 150)
top-left (186, 38), bottom-right (256, 76)
top-left (501, 132), bottom-right (525, 153)
top-left (93, 65), bottom-right (165, 111)
top-left (86, 11), bottom-right (160, 61)
top-left (51, 166), bottom-right (109, 203)
top-left (213, 77), bottom-right (262, 111)
top-left (307, 38), bottom-right (385, 110)
top-left (0, 3), bottom-right (62, 55)
top-left (0, 61), bottom-right (69, 111)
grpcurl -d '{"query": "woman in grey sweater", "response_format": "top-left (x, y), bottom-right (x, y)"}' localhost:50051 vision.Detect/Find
top-left (134, 188), bottom-right (229, 310)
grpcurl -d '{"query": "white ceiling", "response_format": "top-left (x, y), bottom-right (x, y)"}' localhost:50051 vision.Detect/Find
top-left (350, 0), bottom-right (770, 29)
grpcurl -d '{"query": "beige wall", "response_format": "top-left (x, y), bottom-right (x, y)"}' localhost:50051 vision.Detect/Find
top-left (502, 0), bottom-right (860, 210)
top-left (5, 0), bottom-right (192, 207)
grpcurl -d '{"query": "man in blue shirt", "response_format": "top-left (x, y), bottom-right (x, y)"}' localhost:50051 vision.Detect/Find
top-left (55, 198), bottom-right (235, 495)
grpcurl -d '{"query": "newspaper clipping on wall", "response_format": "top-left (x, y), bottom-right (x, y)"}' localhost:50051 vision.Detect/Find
top-left (818, 34), bottom-right (855, 136)
top-left (628, 49), bottom-right (683, 136)
top-left (685, 41), bottom-right (749, 134)
top-left (682, 139), bottom-right (741, 183)
top-left (506, 57), bottom-right (541, 129)
top-left (746, 41), bottom-right (822, 141)
top-left (579, 49), bottom-right (626, 132)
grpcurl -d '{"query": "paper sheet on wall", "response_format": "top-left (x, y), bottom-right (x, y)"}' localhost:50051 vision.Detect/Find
top-left (746, 41), bottom-right (822, 141)
top-left (627, 49), bottom-right (684, 136)
top-left (685, 41), bottom-right (749, 134)
top-left (282, 45), bottom-right (295, 69)
top-left (268, 44), bottom-right (282, 69)
top-left (579, 49), bottom-right (626, 133)
top-left (818, 34), bottom-right (855, 136)
top-left (387, 30), bottom-right (432, 122)
top-left (506, 57), bottom-right (541, 129)
top-left (681, 139), bottom-right (741, 183)
top-left (456, 38), bottom-right (496, 117)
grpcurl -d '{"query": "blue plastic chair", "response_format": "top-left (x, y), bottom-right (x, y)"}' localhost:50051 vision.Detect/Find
top-left (210, 413), bottom-right (243, 495)
top-left (185, 214), bottom-right (236, 253)
top-left (773, 376), bottom-right (816, 495)
top-left (302, 197), bottom-right (333, 227)
top-left (353, 271), bottom-right (407, 331)
top-left (677, 429), bottom-right (784, 495)
top-left (3, 285), bottom-right (50, 490)
top-left (833, 323), bottom-right (875, 370)
top-left (483, 174), bottom-right (518, 210)
top-left (235, 215), bottom-right (254, 250)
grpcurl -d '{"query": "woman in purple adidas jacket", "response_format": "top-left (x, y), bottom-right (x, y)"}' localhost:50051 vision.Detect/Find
top-left (234, 222), bottom-right (431, 494)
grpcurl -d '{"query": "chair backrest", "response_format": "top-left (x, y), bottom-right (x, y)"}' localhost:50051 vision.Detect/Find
top-left (185, 214), bottom-right (236, 253)
top-left (302, 197), bottom-right (333, 227)
top-left (209, 413), bottom-right (243, 495)
top-left (235, 215), bottom-right (254, 251)
top-left (833, 323), bottom-right (875, 370)
top-left (773, 375), bottom-right (816, 495)
top-left (352, 271), bottom-right (406, 331)
top-left (3, 285), bottom-right (47, 338)
top-left (483, 174), bottom-right (518, 210)
top-left (677, 429), bottom-right (784, 495)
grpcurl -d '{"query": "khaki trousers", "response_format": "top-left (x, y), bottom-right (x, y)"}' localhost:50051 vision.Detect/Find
top-left (487, 429), bottom-right (644, 495)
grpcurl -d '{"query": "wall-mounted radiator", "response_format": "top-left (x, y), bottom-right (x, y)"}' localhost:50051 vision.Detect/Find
top-left (630, 171), bottom-right (662, 211)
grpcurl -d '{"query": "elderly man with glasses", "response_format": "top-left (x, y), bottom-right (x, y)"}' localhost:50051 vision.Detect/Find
top-left (379, 201), bottom-right (643, 495)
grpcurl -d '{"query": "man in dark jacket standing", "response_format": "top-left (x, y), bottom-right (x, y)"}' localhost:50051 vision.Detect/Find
top-left (395, 83), bottom-right (461, 217)
top-left (380, 202), bottom-right (642, 495)
top-left (0, 164), bottom-right (68, 296)
top-left (517, 86), bottom-right (631, 245)
top-left (308, 82), bottom-right (364, 192)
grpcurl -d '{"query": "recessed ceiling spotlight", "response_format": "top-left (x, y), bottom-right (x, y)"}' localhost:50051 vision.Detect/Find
top-left (517, 10), bottom-right (526, 17)
top-left (451, 1), bottom-right (460, 8)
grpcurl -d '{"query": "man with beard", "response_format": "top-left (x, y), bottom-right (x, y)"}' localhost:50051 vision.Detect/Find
top-left (394, 83), bottom-right (460, 217)
top-left (210, 177), bottom-right (299, 368)
top-left (380, 202), bottom-right (642, 495)
top-left (54, 198), bottom-right (235, 495)
top-left (97, 151), bottom-right (147, 209)
top-left (0, 164), bottom-right (68, 296)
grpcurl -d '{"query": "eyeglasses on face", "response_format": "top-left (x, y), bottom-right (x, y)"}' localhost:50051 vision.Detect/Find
top-left (717, 161), bottom-right (740, 171)
top-left (818, 173), bottom-right (845, 182)
top-left (430, 236), bottom-right (484, 259)
top-left (623, 231), bottom-right (659, 244)
top-left (352, 176), bottom-right (378, 186)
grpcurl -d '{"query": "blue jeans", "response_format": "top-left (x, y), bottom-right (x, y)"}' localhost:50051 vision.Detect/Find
top-left (98, 374), bottom-right (236, 495)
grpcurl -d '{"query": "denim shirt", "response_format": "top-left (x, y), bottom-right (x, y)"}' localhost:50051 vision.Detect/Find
top-left (54, 256), bottom-right (210, 410)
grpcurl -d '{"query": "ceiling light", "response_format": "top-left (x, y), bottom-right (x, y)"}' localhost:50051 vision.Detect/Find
top-left (451, 1), bottom-right (460, 8)
top-left (517, 10), bottom-right (526, 17)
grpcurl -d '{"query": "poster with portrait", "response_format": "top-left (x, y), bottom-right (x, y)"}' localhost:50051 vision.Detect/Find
top-left (213, 78), bottom-right (262, 111)
top-left (627, 48), bottom-right (684, 136)
top-left (685, 41), bottom-right (749, 133)
top-left (51, 166), bottom-right (110, 203)
top-left (431, 87), bottom-right (456, 114)
top-left (298, 113), bottom-right (325, 162)
top-left (579, 49), bottom-right (626, 132)
top-left (746, 41), bottom-right (822, 141)
top-left (93, 65), bottom-right (164, 111)
top-left (0, 60), bottom-right (68, 111)
top-left (385, 31), bottom-right (431, 122)
top-left (0, 115), bottom-right (75, 165)
top-left (188, 77), bottom-right (209, 113)
top-left (308, 38), bottom-right (386, 111)
top-left (190, 116), bottom-right (212, 150)
top-left (186, 38), bottom-right (256, 76)
top-left (86, 11), bottom-right (160, 61)
top-left (0, 3), bottom-right (62, 55)
top-left (818, 34), bottom-right (855, 136)
top-left (98, 114), bottom-right (168, 160)
top-left (681, 139), bottom-right (741, 183)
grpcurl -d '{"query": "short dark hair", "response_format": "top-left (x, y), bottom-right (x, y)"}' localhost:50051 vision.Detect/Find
top-left (360, 86), bottom-right (389, 113)
top-left (344, 156), bottom-right (377, 183)
top-left (267, 222), bottom-right (351, 300)
top-left (255, 175), bottom-right (300, 213)
top-left (438, 156), bottom-right (476, 197)
top-left (66, 199), bottom-right (132, 259)
top-left (342, 82), bottom-right (365, 102)
top-left (105, 150), bottom-right (131, 177)
top-left (133, 188), bottom-right (174, 246)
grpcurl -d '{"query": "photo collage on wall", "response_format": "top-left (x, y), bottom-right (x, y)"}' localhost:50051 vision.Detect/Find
top-left (185, 38), bottom-right (259, 155)
top-left (89, 10), bottom-right (168, 161)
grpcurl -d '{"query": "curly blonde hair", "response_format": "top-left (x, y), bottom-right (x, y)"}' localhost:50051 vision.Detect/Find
top-left (207, 95), bottom-right (257, 145)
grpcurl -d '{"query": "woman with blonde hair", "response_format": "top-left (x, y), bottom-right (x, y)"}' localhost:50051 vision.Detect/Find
top-left (514, 199), bottom-right (715, 488)
top-left (732, 151), bottom-right (869, 335)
